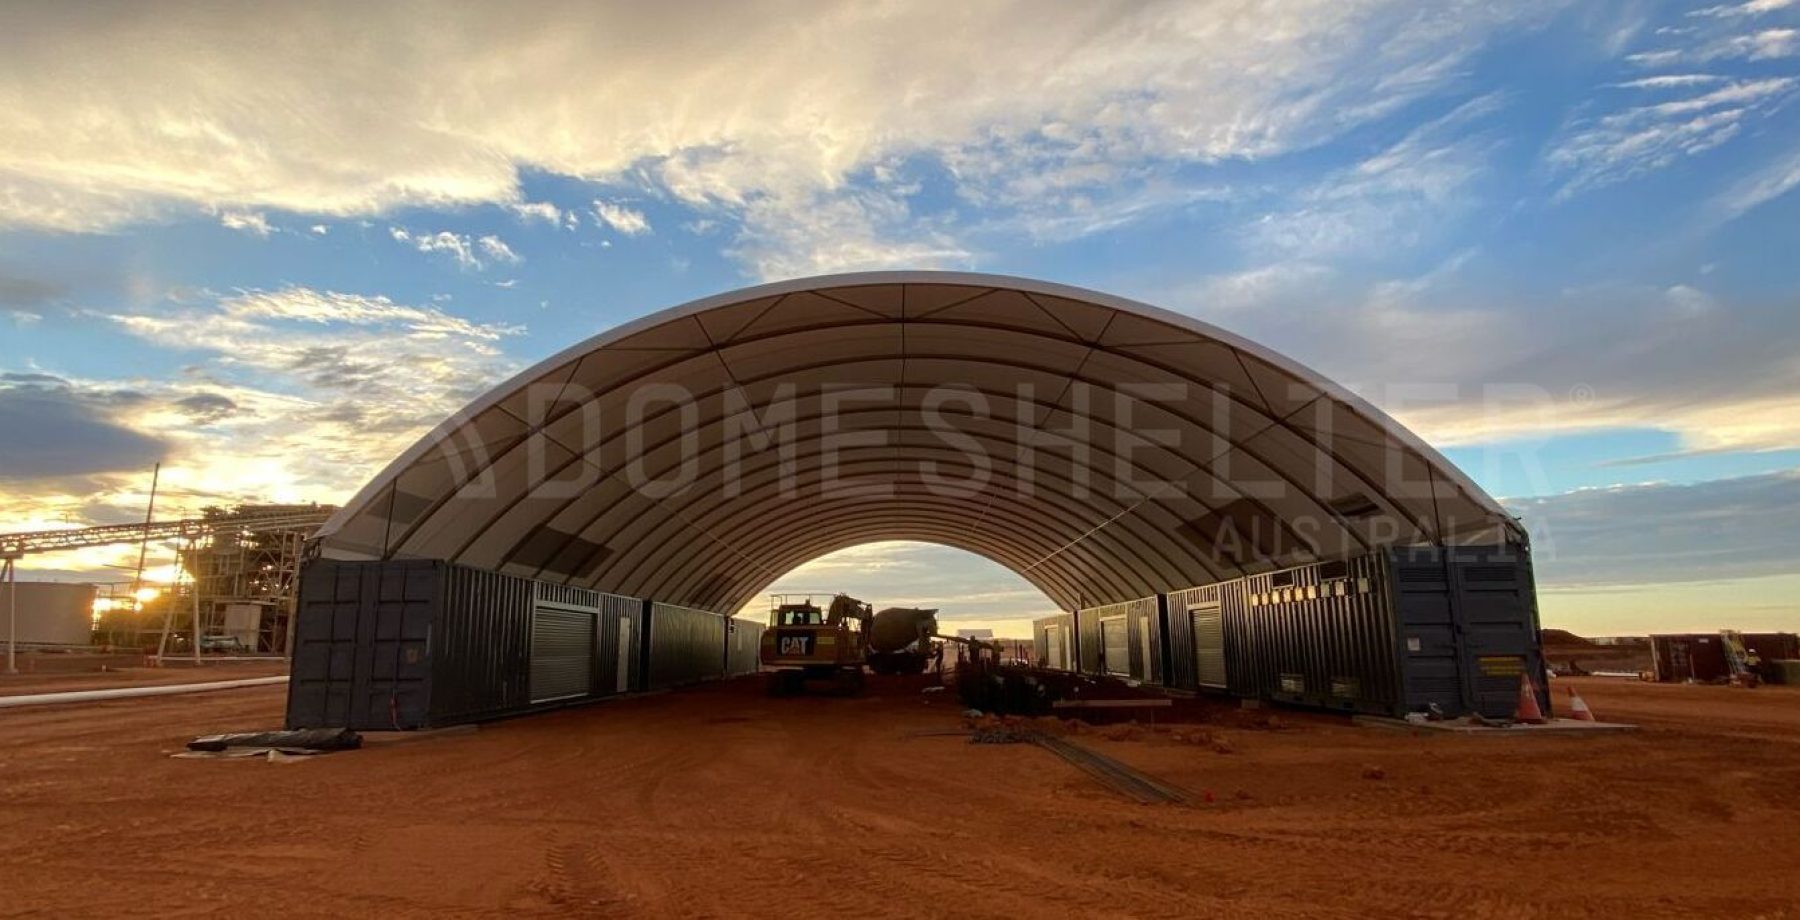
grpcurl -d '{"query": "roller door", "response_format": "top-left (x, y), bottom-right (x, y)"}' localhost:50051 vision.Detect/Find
top-left (530, 606), bottom-right (595, 703)
top-left (1190, 604), bottom-right (1227, 689)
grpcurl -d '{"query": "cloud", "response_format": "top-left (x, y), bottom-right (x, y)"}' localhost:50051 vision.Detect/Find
top-left (507, 200), bottom-right (562, 225)
top-left (309, 223), bottom-right (329, 235)
top-left (218, 210), bottom-right (273, 237)
top-left (1551, 3), bottom-right (1800, 197)
top-left (1629, 28), bottom-right (1799, 65)
top-left (1712, 146), bottom-right (1800, 220)
top-left (389, 227), bottom-right (478, 269)
top-left (0, 373), bottom-right (168, 480)
top-left (0, 271), bottom-right (64, 309)
top-left (1690, 0), bottom-right (1797, 17)
top-left (1248, 93), bottom-right (1508, 258)
top-left (172, 392), bottom-right (240, 423)
top-left (1547, 77), bottom-right (1796, 196)
top-left (389, 226), bottom-right (520, 269)
top-left (1509, 471), bottom-right (1800, 587)
top-left (724, 183), bottom-right (974, 280)
top-left (0, 2), bottom-right (1556, 274)
top-left (0, 284), bottom-right (519, 569)
top-left (476, 234), bottom-right (521, 264)
top-left (1168, 262), bottom-right (1800, 453)
top-left (1608, 74), bottom-right (1725, 89)
top-left (591, 200), bottom-right (650, 236)
top-left (83, 287), bottom-right (523, 510)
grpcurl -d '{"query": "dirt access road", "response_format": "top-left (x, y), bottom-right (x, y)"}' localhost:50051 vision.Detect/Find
top-left (3, 675), bottom-right (1798, 918)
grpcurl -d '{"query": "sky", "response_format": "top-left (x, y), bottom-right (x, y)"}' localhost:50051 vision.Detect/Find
top-left (1, 1), bottom-right (1796, 637)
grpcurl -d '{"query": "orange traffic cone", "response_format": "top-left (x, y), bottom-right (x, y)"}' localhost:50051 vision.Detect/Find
top-left (1565, 685), bottom-right (1596, 722)
top-left (1514, 673), bottom-right (1546, 724)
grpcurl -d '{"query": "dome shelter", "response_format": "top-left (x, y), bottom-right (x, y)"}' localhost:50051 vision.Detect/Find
top-left (289, 272), bottom-right (1543, 729)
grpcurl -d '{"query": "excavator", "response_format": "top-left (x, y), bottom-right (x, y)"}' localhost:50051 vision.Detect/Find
top-left (761, 594), bottom-right (871, 695)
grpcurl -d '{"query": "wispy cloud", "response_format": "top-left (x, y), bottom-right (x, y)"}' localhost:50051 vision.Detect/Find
top-left (1712, 146), bottom-right (1800, 220)
top-left (1547, 77), bottom-right (1796, 196)
top-left (219, 210), bottom-right (273, 237)
top-left (1689, 0), bottom-right (1797, 18)
top-left (507, 200), bottom-right (561, 225)
top-left (476, 234), bottom-right (521, 264)
top-left (1249, 93), bottom-right (1509, 258)
top-left (591, 200), bottom-right (650, 236)
top-left (389, 226), bottom-right (521, 270)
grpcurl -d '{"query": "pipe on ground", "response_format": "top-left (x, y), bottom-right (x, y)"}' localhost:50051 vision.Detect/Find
top-left (0, 675), bottom-right (287, 709)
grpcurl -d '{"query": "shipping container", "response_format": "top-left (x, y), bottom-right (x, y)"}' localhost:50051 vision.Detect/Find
top-left (643, 601), bottom-right (730, 690)
top-left (1074, 596), bottom-right (1161, 684)
top-left (1158, 545), bottom-right (1544, 719)
top-left (286, 558), bottom-right (644, 730)
top-left (1649, 632), bottom-right (1799, 682)
top-left (1032, 613), bottom-right (1076, 670)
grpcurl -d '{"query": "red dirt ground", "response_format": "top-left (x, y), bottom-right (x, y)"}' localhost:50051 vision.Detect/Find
top-left (3, 674), bottom-right (1798, 918)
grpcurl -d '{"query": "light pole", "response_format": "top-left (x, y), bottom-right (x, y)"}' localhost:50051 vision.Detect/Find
top-left (4, 553), bottom-right (19, 675)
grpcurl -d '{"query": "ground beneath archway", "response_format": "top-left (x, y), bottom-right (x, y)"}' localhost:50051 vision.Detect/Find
top-left (4, 674), bottom-right (1798, 917)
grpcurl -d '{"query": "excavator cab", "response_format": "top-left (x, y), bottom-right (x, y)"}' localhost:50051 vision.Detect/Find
top-left (774, 603), bottom-right (825, 626)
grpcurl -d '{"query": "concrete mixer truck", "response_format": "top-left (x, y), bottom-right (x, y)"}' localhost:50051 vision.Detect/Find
top-left (867, 607), bottom-right (940, 675)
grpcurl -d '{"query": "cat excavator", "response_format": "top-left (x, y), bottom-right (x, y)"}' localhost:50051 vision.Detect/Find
top-left (760, 593), bottom-right (871, 695)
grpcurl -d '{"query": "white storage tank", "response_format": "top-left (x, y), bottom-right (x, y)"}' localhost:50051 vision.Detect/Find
top-left (4, 582), bottom-right (97, 646)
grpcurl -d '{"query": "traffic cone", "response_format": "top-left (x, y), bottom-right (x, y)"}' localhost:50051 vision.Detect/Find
top-left (1514, 673), bottom-right (1546, 724)
top-left (1565, 685), bottom-right (1596, 722)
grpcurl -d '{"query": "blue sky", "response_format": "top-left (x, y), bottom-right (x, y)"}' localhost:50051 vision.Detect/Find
top-left (1, 1), bottom-right (1797, 634)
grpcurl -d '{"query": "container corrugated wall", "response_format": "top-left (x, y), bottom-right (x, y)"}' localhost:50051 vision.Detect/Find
top-left (1074, 596), bottom-right (1160, 682)
top-left (1032, 613), bottom-right (1076, 670)
top-left (1229, 552), bottom-right (1400, 714)
top-left (644, 602), bottom-right (729, 690)
top-left (433, 562), bottom-right (534, 724)
top-left (1158, 545), bottom-right (1542, 719)
top-left (289, 558), bottom-right (656, 730)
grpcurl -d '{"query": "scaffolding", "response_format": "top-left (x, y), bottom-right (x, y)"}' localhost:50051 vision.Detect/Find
top-left (161, 505), bottom-right (330, 657)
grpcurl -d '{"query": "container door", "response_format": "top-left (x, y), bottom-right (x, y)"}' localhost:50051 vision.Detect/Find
top-left (1190, 604), bottom-right (1227, 689)
top-left (530, 606), bottom-right (595, 703)
top-left (1045, 625), bottom-right (1066, 670)
top-left (616, 617), bottom-right (633, 693)
top-left (1138, 620), bottom-right (1155, 682)
top-left (1101, 617), bottom-right (1129, 676)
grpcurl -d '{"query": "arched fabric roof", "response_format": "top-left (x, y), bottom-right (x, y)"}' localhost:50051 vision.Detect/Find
top-left (315, 272), bottom-right (1519, 613)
